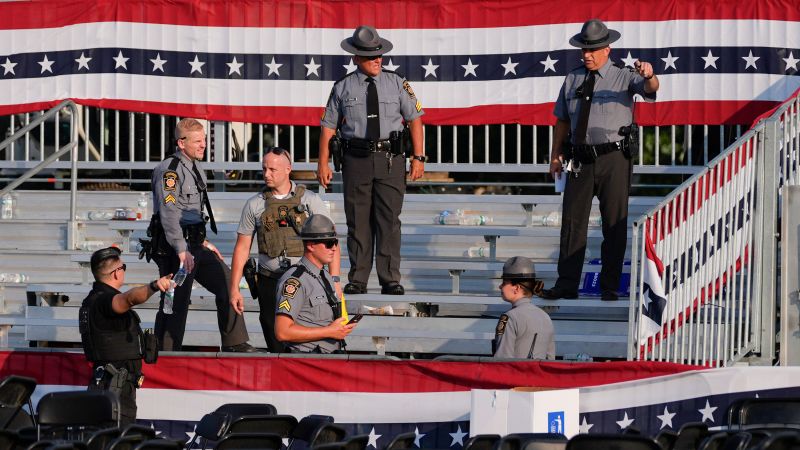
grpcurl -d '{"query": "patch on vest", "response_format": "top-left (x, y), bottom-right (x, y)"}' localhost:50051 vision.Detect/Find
top-left (278, 205), bottom-right (289, 221)
top-left (278, 300), bottom-right (291, 312)
top-left (282, 277), bottom-right (301, 299)
top-left (496, 314), bottom-right (509, 337)
top-left (163, 171), bottom-right (178, 192)
top-left (403, 80), bottom-right (416, 99)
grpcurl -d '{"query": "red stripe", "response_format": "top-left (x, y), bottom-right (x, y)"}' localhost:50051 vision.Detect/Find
top-left (1, 0), bottom-right (798, 29)
top-left (0, 100), bottom-right (778, 127)
top-left (0, 351), bottom-right (698, 392)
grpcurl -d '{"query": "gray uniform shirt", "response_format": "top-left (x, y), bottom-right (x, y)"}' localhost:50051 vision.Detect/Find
top-left (275, 257), bottom-right (340, 353)
top-left (554, 60), bottom-right (656, 145)
top-left (320, 70), bottom-right (424, 140)
top-left (494, 300), bottom-right (555, 359)
top-left (151, 151), bottom-right (207, 254)
top-left (236, 182), bottom-right (331, 273)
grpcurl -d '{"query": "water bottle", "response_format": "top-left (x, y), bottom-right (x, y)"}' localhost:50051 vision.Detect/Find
top-left (1, 194), bottom-right (13, 220)
top-left (434, 210), bottom-right (456, 225)
top-left (0, 273), bottom-right (29, 283)
top-left (460, 214), bottom-right (492, 226)
top-left (77, 241), bottom-right (107, 251)
top-left (137, 193), bottom-right (149, 220)
top-left (588, 215), bottom-right (602, 227)
top-left (466, 245), bottom-right (489, 258)
top-left (164, 265), bottom-right (188, 315)
top-left (542, 211), bottom-right (562, 227)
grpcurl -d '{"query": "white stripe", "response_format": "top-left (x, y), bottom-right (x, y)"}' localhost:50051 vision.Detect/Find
top-left (1, 20), bottom-right (800, 55)
top-left (579, 366), bottom-right (800, 412)
top-left (0, 73), bottom-right (798, 108)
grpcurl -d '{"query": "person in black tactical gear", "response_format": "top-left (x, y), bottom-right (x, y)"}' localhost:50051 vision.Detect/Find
top-left (275, 215), bottom-right (356, 353)
top-left (229, 147), bottom-right (340, 353)
top-left (80, 246), bottom-right (171, 425)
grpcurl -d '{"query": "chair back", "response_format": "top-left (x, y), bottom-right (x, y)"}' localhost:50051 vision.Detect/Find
top-left (215, 404), bottom-right (277, 419)
top-left (0, 375), bottom-right (37, 430)
top-left (214, 433), bottom-right (283, 450)
top-left (384, 432), bottom-right (419, 450)
top-left (37, 390), bottom-right (119, 440)
top-left (132, 438), bottom-right (184, 450)
top-left (738, 399), bottom-right (800, 427)
top-left (674, 422), bottom-right (710, 450)
top-left (86, 427), bottom-right (122, 450)
top-left (566, 434), bottom-right (661, 450)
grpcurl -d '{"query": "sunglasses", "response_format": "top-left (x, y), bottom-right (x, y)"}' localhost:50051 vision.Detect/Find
top-left (311, 240), bottom-right (339, 249)
top-left (106, 264), bottom-right (127, 275)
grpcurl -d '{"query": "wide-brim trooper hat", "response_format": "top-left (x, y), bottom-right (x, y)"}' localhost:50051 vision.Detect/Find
top-left (569, 18), bottom-right (621, 49)
top-left (341, 25), bottom-right (393, 57)
top-left (493, 256), bottom-right (538, 280)
top-left (294, 214), bottom-right (338, 241)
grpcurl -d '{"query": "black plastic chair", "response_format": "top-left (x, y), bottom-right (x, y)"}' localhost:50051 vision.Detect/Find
top-left (121, 424), bottom-right (155, 439)
top-left (187, 411), bottom-right (232, 450)
top-left (215, 404), bottom-right (277, 420)
top-left (0, 375), bottom-right (37, 430)
top-left (37, 390), bottom-right (119, 441)
top-left (566, 434), bottom-right (662, 450)
top-left (738, 399), bottom-right (800, 428)
top-left (463, 434), bottom-right (500, 450)
top-left (107, 434), bottom-right (148, 450)
top-left (673, 422), bottom-right (710, 450)
top-left (750, 431), bottom-right (800, 450)
top-left (655, 430), bottom-right (678, 450)
top-left (86, 427), bottom-right (122, 450)
top-left (327, 434), bottom-right (369, 450)
top-left (0, 429), bottom-right (17, 450)
top-left (289, 415), bottom-right (343, 449)
top-left (132, 439), bottom-right (184, 450)
top-left (384, 432), bottom-right (419, 450)
top-left (45, 442), bottom-right (89, 450)
top-left (497, 433), bottom-right (568, 450)
top-left (228, 414), bottom-right (297, 438)
top-left (214, 433), bottom-right (283, 450)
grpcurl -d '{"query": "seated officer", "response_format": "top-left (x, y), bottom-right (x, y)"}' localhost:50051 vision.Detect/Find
top-left (275, 215), bottom-right (356, 353)
top-left (80, 247), bottom-right (171, 425)
top-left (494, 256), bottom-right (556, 359)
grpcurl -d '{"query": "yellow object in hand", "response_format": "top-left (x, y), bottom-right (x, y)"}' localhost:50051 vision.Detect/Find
top-left (340, 292), bottom-right (349, 322)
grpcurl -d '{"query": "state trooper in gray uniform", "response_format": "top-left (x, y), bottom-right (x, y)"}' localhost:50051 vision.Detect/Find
top-left (494, 256), bottom-right (555, 359)
top-left (229, 147), bottom-right (341, 352)
top-left (274, 215), bottom-right (356, 353)
top-left (542, 19), bottom-right (659, 301)
top-left (149, 118), bottom-right (257, 352)
top-left (318, 25), bottom-right (427, 296)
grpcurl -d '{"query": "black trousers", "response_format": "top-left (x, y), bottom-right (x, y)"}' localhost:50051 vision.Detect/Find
top-left (88, 374), bottom-right (136, 426)
top-left (154, 244), bottom-right (249, 350)
top-left (555, 150), bottom-right (632, 293)
top-left (341, 152), bottom-right (405, 286)
top-left (255, 273), bottom-right (285, 353)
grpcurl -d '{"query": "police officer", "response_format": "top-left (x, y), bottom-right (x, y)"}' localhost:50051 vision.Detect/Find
top-left (318, 25), bottom-right (427, 296)
top-left (80, 247), bottom-right (172, 425)
top-left (494, 256), bottom-right (555, 359)
top-left (275, 215), bottom-right (356, 353)
top-left (151, 118), bottom-right (257, 352)
top-left (542, 19), bottom-right (659, 301)
top-left (229, 148), bottom-right (342, 352)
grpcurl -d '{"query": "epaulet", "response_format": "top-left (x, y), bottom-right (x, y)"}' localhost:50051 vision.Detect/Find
top-left (333, 71), bottom-right (358, 85)
top-left (289, 264), bottom-right (307, 278)
top-left (613, 60), bottom-right (634, 71)
top-left (167, 153), bottom-right (180, 171)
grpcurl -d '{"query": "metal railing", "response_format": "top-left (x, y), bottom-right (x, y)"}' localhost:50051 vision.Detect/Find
top-left (628, 93), bottom-right (799, 366)
top-left (0, 106), bottom-right (745, 187)
top-left (0, 100), bottom-right (81, 248)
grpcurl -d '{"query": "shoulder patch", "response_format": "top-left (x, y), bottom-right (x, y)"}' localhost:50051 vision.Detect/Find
top-left (282, 277), bottom-right (301, 299)
top-left (415, 100), bottom-right (422, 113)
top-left (496, 314), bottom-right (509, 336)
top-left (278, 300), bottom-right (291, 312)
top-left (164, 194), bottom-right (176, 205)
top-left (402, 80), bottom-right (416, 99)
top-left (163, 170), bottom-right (178, 192)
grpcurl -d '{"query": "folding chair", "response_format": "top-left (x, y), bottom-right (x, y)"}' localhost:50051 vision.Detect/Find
top-left (215, 404), bottom-right (277, 419)
top-left (288, 415), bottom-right (339, 449)
top-left (86, 427), bottom-right (122, 450)
top-left (750, 431), bottom-right (800, 450)
top-left (384, 432), bottom-right (418, 450)
top-left (228, 414), bottom-right (297, 438)
top-left (673, 422), bottom-right (710, 450)
top-left (214, 433), bottom-right (283, 450)
top-left (463, 434), bottom-right (500, 450)
top-left (566, 434), bottom-right (661, 450)
top-left (497, 433), bottom-right (568, 450)
top-left (655, 430), bottom-right (678, 450)
top-left (37, 390), bottom-right (119, 441)
top-left (738, 399), bottom-right (800, 428)
top-left (0, 375), bottom-right (37, 430)
top-left (187, 411), bottom-right (231, 450)
top-left (132, 438), bottom-right (184, 450)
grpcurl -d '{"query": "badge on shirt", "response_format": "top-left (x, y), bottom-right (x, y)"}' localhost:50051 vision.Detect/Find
top-left (496, 314), bottom-right (509, 337)
top-left (282, 277), bottom-right (301, 299)
top-left (402, 80), bottom-right (416, 99)
top-left (163, 171), bottom-right (178, 192)
top-left (278, 300), bottom-right (291, 312)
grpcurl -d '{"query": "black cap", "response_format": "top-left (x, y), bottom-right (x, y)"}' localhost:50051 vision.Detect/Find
top-left (90, 246), bottom-right (122, 274)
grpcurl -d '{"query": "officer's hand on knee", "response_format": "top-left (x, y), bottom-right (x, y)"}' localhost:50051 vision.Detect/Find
top-left (179, 251), bottom-right (195, 273)
top-left (230, 289), bottom-right (245, 315)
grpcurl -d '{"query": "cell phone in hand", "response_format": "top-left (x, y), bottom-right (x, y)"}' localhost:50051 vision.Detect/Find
top-left (347, 314), bottom-right (364, 324)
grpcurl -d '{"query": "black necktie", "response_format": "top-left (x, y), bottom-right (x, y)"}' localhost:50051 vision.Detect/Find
top-left (574, 70), bottom-right (597, 145)
top-left (366, 77), bottom-right (380, 141)
top-left (190, 161), bottom-right (217, 234)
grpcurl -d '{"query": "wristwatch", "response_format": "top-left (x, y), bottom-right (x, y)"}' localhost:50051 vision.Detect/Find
top-left (332, 276), bottom-right (341, 283)
top-left (410, 155), bottom-right (428, 163)
top-left (149, 280), bottom-right (159, 291)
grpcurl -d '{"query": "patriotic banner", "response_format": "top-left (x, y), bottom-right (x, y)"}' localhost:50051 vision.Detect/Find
top-left (0, 0), bottom-right (799, 125)
top-left (639, 234), bottom-right (666, 347)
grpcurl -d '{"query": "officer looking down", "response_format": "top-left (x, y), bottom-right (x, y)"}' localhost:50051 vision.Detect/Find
top-left (275, 215), bottom-right (356, 353)
top-left (80, 246), bottom-right (171, 425)
top-left (318, 25), bottom-right (427, 296)
top-left (147, 118), bottom-right (258, 352)
top-left (493, 256), bottom-right (555, 359)
top-left (229, 147), bottom-right (341, 353)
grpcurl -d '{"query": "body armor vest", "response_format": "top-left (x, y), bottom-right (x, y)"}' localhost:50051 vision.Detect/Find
top-left (256, 185), bottom-right (309, 258)
top-left (79, 290), bottom-right (144, 363)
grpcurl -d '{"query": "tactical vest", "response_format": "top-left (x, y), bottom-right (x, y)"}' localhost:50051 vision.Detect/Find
top-left (79, 290), bottom-right (144, 363)
top-left (256, 185), bottom-right (309, 258)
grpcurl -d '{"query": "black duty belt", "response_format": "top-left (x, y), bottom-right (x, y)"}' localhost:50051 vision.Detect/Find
top-left (572, 140), bottom-right (625, 157)
top-left (345, 138), bottom-right (393, 153)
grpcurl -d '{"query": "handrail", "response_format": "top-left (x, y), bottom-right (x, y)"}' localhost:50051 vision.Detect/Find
top-left (0, 100), bottom-right (80, 249)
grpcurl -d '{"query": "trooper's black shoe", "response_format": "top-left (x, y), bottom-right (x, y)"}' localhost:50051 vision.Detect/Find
top-left (221, 343), bottom-right (264, 353)
top-left (601, 290), bottom-right (619, 301)
top-left (344, 283), bottom-right (367, 294)
top-left (540, 287), bottom-right (579, 300)
top-left (381, 283), bottom-right (405, 295)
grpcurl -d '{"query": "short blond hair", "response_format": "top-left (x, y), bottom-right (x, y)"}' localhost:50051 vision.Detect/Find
top-left (175, 118), bottom-right (204, 142)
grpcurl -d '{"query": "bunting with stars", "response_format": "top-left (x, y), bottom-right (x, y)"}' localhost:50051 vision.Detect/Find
top-left (0, 0), bottom-right (799, 125)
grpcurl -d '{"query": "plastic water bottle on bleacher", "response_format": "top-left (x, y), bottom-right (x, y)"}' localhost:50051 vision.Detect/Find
top-left (466, 245), bottom-right (489, 258)
top-left (435, 209), bottom-right (492, 226)
top-left (164, 264), bottom-right (188, 315)
top-left (137, 193), bottom-right (149, 220)
top-left (0, 273), bottom-right (29, 283)
top-left (1, 194), bottom-right (13, 220)
top-left (542, 211), bottom-right (562, 227)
